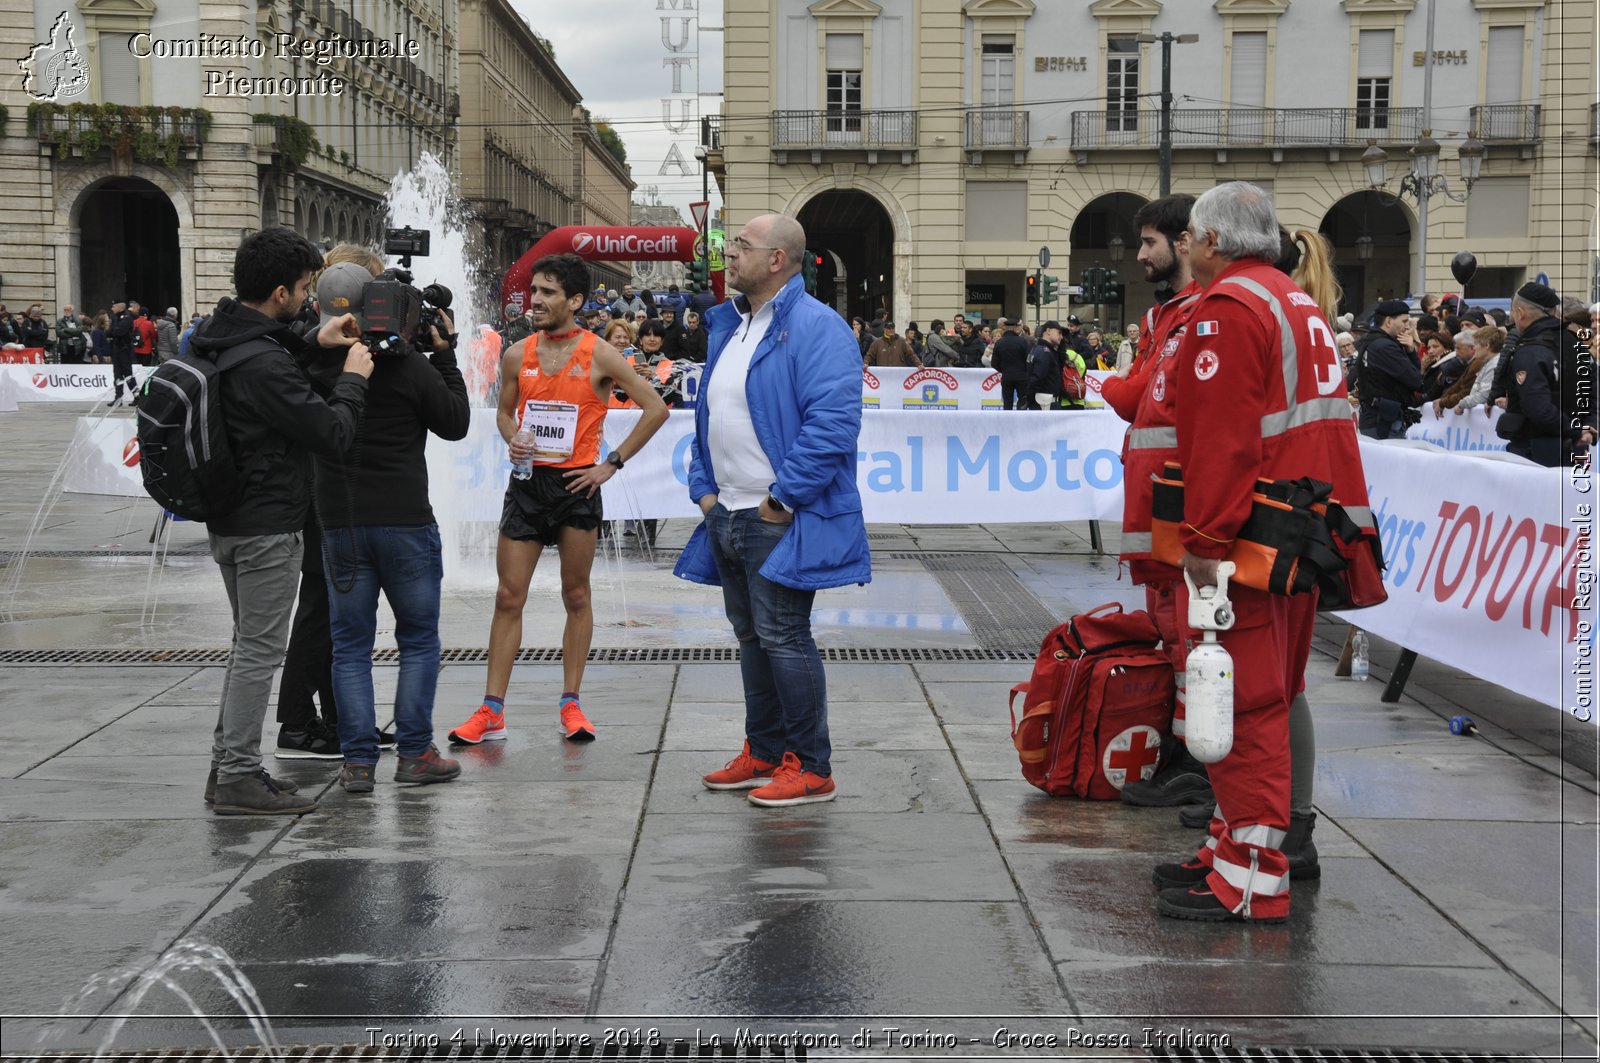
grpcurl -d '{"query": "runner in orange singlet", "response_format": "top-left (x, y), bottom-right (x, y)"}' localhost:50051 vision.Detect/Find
top-left (449, 254), bottom-right (668, 744)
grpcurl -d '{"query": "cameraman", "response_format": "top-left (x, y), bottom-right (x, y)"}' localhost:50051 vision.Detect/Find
top-left (303, 258), bottom-right (472, 794)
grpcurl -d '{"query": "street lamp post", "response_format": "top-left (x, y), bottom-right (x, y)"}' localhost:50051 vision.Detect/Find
top-left (1136, 31), bottom-right (1199, 197)
top-left (693, 141), bottom-right (710, 295)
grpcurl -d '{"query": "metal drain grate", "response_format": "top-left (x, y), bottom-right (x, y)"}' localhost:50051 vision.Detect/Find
top-left (890, 553), bottom-right (1059, 654)
top-left (0, 546), bottom-right (212, 561)
top-left (0, 646), bottom-right (1032, 666)
top-left (1150, 1048), bottom-right (1513, 1063)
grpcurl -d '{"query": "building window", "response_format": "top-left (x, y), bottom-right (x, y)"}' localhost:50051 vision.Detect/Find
top-left (1355, 29), bottom-right (1392, 132)
top-left (98, 32), bottom-right (140, 103)
top-left (981, 35), bottom-right (1015, 107)
top-left (825, 33), bottom-right (864, 134)
top-left (1106, 36), bottom-right (1139, 133)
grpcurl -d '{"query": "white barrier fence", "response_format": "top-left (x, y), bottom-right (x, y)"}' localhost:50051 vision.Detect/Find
top-left (0, 364), bottom-right (153, 402)
top-left (55, 403), bottom-right (1593, 717)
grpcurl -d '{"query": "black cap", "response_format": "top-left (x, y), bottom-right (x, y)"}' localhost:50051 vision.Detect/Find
top-left (1041, 320), bottom-right (1063, 333)
top-left (1516, 281), bottom-right (1560, 310)
top-left (1067, 314), bottom-right (1081, 325)
top-left (1374, 299), bottom-right (1410, 319)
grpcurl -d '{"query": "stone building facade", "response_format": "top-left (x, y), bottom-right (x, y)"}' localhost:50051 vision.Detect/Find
top-left (712, 0), bottom-right (1596, 329)
top-left (1, 0), bottom-right (454, 320)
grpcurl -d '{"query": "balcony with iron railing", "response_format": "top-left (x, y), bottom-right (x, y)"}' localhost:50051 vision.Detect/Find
top-left (30, 103), bottom-right (210, 165)
top-left (1069, 106), bottom-right (1424, 154)
top-left (771, 109), bottom-right (918, 163)
top-left (1592, 102), bottom-right (1600, 154)
top-left (1469, 103), bottom-right (1540, 144)
top-left (965, 109), bottom-right (1029, 160)
top-left (702, 114), bottom-right (722, 151)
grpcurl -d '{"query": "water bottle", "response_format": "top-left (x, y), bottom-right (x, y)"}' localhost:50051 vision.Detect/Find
top-left (1350, 630), bottom-right (1370, 681)
top-left (1183, 561), bottom-right (1237, 764)
top-left (510, 427), bottom-right (534, 481)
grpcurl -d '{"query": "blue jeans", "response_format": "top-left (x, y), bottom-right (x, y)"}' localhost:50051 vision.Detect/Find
top-left (706, 504), bottom-right (830, 776)
top-left (323, 524), bottom-right (444, 763)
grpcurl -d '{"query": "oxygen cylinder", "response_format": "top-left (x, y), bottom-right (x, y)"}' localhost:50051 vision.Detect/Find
top-left (1183, 561), bottom-right (1237, 764)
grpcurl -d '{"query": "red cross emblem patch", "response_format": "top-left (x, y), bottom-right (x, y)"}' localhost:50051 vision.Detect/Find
top-left (1194, 349), bottom-right (1220, 381)
top-left (1102, 725), bottom-right (1163, 789)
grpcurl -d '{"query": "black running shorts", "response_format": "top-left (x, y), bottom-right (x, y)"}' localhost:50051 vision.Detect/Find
top-left (500, 464), bottom-right (604, 544)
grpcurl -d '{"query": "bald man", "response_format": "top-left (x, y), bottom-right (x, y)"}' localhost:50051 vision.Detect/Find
top-left (673, 213), bottom-right (871, 807)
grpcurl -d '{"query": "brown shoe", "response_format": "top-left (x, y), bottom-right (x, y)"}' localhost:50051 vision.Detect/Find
top-left (395, 745), bottom-right (461, 786)
top-left (205, 767), bottom-right (301, 805)
top-left (212, 772), bottom-right (317, 816)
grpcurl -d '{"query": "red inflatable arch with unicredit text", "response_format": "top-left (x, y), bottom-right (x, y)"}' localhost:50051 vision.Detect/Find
top-left (499, 226), bottom-right (703, 321)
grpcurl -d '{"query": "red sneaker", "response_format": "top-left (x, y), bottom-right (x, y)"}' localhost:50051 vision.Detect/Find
top-left (448, 704), bottom-right (506, 745)
top-left (702, 741), bottom-right (779, 791)
top-left (559, 701), bottom-right (596, 742)
top-left (746, 752), bottom-right (836, 807)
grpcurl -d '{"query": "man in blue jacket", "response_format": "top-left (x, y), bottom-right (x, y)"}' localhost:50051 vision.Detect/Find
top-left (673, 212), bottom-right (870, 807)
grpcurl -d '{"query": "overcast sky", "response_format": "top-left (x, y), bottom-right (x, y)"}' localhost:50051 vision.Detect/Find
top-left (511, 0), bottom-right (726, 224)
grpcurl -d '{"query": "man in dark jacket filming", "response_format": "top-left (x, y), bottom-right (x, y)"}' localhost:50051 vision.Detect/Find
top-left (304, 260), bottom-right (472, 792)
top-left (190, 227), bottom-right (374, 816)
top-left (1355, 300), bottom-right (1422, 439)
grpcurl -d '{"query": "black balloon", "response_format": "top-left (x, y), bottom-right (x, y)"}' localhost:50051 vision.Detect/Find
top-left (1450, 250), bottom-right (1477, 287)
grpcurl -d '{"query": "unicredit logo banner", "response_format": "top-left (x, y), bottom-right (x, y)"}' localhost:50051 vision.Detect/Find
top-left (2, 364), bottom-right (144, 402)
top-left (499, 226), bottom-right (700, 322)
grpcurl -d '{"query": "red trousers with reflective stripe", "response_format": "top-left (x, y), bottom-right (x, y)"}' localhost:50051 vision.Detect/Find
top-left (1146, 580), bottom-right (1187, 735)
top-left (1176, 579), bottom-right (1293, 919)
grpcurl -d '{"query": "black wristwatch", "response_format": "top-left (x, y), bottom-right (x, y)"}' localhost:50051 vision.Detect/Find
top-left (765, 493), bottom-right (787, 514)
top-left (606, 452), bottom-right (625, 471)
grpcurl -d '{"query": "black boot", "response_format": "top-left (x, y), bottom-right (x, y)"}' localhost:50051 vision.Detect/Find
top-left (1285, 811), bottom-right (1321, 880)
top-left (1178, 800), bottom-right (1216, 828)
top-left (1120, 739), bottom-right (1213, 807)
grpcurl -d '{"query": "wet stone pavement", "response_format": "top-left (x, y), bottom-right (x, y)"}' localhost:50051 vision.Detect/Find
top-left (0, 402), bottom-right (1595, 1060)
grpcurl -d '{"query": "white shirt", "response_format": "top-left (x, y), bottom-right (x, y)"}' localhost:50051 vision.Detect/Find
top-left (706, 299), bottom-right (779, 511)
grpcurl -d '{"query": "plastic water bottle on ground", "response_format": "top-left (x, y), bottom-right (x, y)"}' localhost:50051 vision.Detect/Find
top-left (1350, 630), bottom-right (1370, 681)
top-left (511, 428), bottom-right (535, 481)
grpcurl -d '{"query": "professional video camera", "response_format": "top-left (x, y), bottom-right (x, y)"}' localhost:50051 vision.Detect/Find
top-left (361, 226), bottom-right (453, 355)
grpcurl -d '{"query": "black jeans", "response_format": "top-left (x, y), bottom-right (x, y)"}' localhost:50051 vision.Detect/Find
top-left (110, 346), bottom-right (136, 402)
top-left (275, 518), bottom-right (338, 728)
top-left (1001, 378), bottom-right (1026, 411)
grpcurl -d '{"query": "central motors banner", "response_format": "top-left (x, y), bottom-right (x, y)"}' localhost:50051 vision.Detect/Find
top-left (430, 408), bottom-right (1129, 523)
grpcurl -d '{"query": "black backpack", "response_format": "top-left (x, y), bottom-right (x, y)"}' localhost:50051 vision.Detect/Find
top-left (136, 340), bottom-right (269, 521)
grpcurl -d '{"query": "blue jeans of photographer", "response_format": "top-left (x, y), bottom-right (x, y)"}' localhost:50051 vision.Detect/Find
top-left (323, 523), bottom-right (444, 765)
top-left (705, 503), bottom-right (831, 776)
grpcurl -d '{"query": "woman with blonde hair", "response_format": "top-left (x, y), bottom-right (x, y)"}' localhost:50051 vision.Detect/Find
top-left (1276, 227), bottom-right (1343, 323)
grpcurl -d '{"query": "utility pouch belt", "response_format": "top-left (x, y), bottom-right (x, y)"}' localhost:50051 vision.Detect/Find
top-left (1150, 462), bottom-right (1388, 610)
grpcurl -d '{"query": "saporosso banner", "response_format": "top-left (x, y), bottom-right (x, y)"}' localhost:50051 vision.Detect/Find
top-left (0, 364), bottom-right (153, 402)
top-left (1404, 403), bottom-right (1509, 453)
top-left (859, 368), bottom-right (1110, 411)
top-left (1333, 439), bottom-right (1592, 715)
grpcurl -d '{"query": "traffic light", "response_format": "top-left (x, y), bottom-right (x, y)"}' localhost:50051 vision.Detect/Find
top-left (1041, 274), bottom-right (1060, 305)
top-left (687, 257), bottom-right (709, 292)
top-left (1026, 273), bottom-right (1039, 306)
top-left (803, 249), bottom-right (819, 295)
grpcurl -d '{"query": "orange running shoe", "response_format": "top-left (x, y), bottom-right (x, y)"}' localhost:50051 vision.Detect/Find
top-left (746, 752), bottom-right (836, 807)
top-left (559, 700), bottom-right (596, 742)
top-left (448, 704), bottom-right (506, 745)
top-left (702, 741), bottom-right (779, 791)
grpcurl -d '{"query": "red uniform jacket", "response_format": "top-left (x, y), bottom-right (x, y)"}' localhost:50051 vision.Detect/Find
top-left (1173, 259), bottom-right (1372, 559)
top-left (1103, 281), bottom-right (1202, 583)
top-left (133, 316), bottom-right (157, 356)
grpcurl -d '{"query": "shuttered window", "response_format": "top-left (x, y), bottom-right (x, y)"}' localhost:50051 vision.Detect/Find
top-left (98, 32), bottom-right (139, 104)
top-left (1485, 26), bottom-right (1523, 105)
top-left (1357, 30), bottom-right (1392, 78)
top-left (1230, 32), bottom-right (1267, 107)
top-left (825, 33), bottom-right (863, 70)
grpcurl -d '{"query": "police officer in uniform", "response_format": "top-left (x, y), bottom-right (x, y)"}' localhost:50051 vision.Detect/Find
top-left (1354, 299), bottom-right (1421, 439)
top-left (1499, 282), bottom-right (1575, 467)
